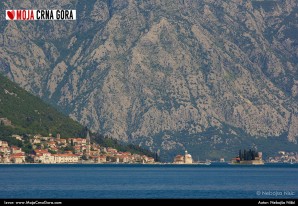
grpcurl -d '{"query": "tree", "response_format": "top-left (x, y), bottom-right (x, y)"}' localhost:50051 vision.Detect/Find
top-left (60, 145), bottom-right (75, 154)
top-left (48, 149), bottom-right (57, 154)
top-left (25, 156), bottom-right (34, 163)
top-left (35, 143), bottom-right (42, 149)
top-left (81, 155), bottom-right (88, 160)
top-left (22, 143), bottom-right (33, 154)
top-left (155, 152), bottom-right (159, 162)
top-left (244, 149), bottom-right (247, 160)
top-left (251, 150), bottom-right (255, 160)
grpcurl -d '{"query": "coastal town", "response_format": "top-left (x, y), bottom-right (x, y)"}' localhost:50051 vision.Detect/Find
top-left (1, 130), bottom-right (297, 164)
top-left (268, 151), bottom-right (298, 164)
top-left (0, 132), bottom-right (155, 164)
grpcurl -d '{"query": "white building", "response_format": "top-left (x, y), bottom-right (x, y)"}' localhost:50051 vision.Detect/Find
top-left (34, 152), bottom-right (55, 163)
top-left (10, 153), bottom-right (25, 163)
top-left (53, 154), bottom-right (79, 163)
top-left (184, 151), bottom-right (193, 164)
top-left (173, 151), bottom-right (193, 164)
top-left (0, 141), bottom-right (9, 147)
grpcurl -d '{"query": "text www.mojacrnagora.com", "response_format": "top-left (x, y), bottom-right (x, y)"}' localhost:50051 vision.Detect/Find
top-left (4, 200), bottom-right (62, 205)
top-left (256, 190), bottom-right (296, 197)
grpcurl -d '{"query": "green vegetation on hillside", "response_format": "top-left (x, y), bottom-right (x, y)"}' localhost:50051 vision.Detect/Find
top-left (0, 74), bottom-right (157, 159)
top-left (0, 74), bottom-right (84, 137)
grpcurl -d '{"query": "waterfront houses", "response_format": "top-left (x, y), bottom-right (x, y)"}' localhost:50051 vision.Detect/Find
top-left (0, 140), bottom-right (26, 163)
top-left (10, 153), bottom-right (25, 163)
top-left (0, 133), bottom-right (155, 164)
top-left (53, 154), bottom-right (79, 163)
top-left (268, 151), bottom-right (297, 163)
top-left (33, 149), bottom-right (79, 164)
top-left (34, 149), bottom-right (55, 163)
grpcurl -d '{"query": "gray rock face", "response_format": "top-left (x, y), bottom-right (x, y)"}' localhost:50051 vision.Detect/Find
top-left (0, 0), bottom-right (297, 159)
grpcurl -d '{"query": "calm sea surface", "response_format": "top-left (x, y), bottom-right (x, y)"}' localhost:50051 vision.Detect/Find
top-left (0, 163), bottom-right (297, 199)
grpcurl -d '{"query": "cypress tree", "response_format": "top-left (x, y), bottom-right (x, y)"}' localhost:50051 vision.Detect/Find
top-left (155, 152), bottom-right (159, 162)
top-left (252, 150), bottom-right (255, 160)
top-left (248, 149), bottom-right (252, 160)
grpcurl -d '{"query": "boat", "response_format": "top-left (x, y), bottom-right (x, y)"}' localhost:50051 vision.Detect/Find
top-left (196, 161), bottom-right (211, 165)
top-left (196, 157), bottom-right (211, 165)
top-left (290, 159), bottom-right (294, 165)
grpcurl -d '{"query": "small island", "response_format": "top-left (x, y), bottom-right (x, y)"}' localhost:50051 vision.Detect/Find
top-left (173, 151), bottom-right (211, 165)
top-left (173, 150), bottom-right (193, 164)
top-left (230, 149), bottom-right (264, 165)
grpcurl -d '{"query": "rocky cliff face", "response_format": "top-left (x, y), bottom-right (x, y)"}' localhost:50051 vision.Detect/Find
top-left (0, 0), bottom-right (297, 160)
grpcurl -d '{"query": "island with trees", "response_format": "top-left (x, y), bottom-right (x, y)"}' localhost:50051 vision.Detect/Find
top-left (230, 149), bottom-right (264, 165)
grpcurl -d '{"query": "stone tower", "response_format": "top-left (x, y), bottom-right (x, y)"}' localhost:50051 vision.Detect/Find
top-left (184, 150), bottom-right (193, 164)
top-left (86, 129), bottom-right (91, 158)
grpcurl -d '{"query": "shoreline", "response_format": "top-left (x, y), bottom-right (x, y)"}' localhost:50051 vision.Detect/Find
top-left (0, 162), bottom-right (296, 165)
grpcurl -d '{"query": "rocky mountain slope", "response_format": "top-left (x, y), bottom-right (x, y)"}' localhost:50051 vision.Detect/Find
top-left (0, 0), bottom-right (297, 160)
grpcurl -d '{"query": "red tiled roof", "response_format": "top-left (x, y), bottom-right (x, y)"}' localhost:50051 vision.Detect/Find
top-left (10, 153), bottom-right (25, 157)
top-left (34, 149), bottom-right (49, 154)
top-left (54, 154), bottom-right (78, 157)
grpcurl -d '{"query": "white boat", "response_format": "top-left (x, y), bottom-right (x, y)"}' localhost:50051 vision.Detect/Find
top-left (290, 159), bottom-right (294, 164)
top-left (197, 161), bottom-right (211, 165)
top-left (203, 161), bottom-right (211, 165)
top-left (196, 158), bottom-right (211, 165)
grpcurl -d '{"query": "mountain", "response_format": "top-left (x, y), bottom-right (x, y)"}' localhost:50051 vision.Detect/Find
top-left (0, 0), bottom-right (297, 161)
top-left (0, 74), bottom-right (156, 159)
top-left (0, 74), bottom-right (84, 137)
